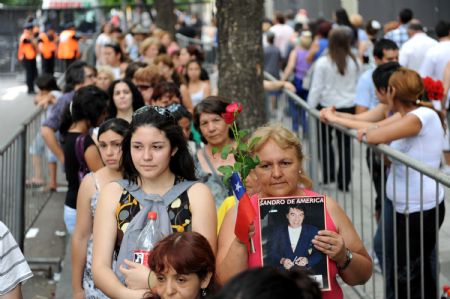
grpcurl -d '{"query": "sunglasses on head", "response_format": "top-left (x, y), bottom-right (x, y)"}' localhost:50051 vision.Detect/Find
top-left (133, 105), bottom-right (175, 120)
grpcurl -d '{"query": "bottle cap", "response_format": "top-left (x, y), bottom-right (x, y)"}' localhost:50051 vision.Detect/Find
top-left (147, 211), bottom-right (157, 220)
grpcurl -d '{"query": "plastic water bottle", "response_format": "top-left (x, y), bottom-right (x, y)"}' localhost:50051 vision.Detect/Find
top-left (133, 211), bottom-right (163, 266)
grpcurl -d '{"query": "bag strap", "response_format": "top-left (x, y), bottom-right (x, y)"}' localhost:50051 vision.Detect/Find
top-left (116, 179), bottom-right (196, 207)
top-left (75, 134), bottom-right (87, 167)
top-left (162, 180), bottom-right (196, 206)
top-left (202, 148), bottom-right (222, 179)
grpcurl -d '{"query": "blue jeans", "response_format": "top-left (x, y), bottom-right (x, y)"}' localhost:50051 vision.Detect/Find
top-left (291, 78), bottom-right (309, 133)
top-left (374, 198), bottom-right (394, 299)
top-left (64, 205), bottom-right (77, 234)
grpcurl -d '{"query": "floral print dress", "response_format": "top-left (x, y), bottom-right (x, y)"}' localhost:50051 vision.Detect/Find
top-left (83, 173), bottom-right (110, 299)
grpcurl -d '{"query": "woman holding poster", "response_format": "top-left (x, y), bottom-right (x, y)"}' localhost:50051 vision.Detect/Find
top-left (216, 124), bottom-right (372, 298)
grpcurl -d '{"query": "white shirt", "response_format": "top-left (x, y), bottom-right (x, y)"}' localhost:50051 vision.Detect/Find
top-left (399, 33), bottom-right (438, 72)
top-left (308, 56), bottom-right (360, 108)
top-left (269, 24), bottom-right (294, 58)
top-left (96, 33), bottom-right (112, 46)
top-left (419, 40), bottom-right (450, 80)
top-left (0, 222), bottom-right (33, 295)
top-left (288, 226), bottom-right (302, 251)
top-left (386, 107), bottom-right (445, 213)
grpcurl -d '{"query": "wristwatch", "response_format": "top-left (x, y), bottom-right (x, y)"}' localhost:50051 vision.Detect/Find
top-left (337, 248), bottom-right (352, 271)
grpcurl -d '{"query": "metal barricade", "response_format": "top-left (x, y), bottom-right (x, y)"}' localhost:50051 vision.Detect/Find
top-left (265, 71), bottom-right (450, 298)
top-left (0, 108), bottom-right (53, 248)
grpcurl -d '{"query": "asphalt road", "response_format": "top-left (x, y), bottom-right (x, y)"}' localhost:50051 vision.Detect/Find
top-left (0, 73), bottom-right (39, 149)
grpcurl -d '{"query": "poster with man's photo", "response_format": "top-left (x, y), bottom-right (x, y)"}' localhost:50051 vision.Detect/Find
top-left (258, 195), bottom-right (330, 291)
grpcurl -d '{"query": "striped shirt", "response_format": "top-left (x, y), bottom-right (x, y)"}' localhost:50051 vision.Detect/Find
top-left (0, 222), bottom-right (33, 295)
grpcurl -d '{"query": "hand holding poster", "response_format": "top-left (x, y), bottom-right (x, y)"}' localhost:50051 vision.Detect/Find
top-left (258, 195), bottom-right (330, 290)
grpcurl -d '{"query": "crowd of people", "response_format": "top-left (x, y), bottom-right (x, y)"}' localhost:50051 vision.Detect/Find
top-left (3, 5), bottom-right (450, 299)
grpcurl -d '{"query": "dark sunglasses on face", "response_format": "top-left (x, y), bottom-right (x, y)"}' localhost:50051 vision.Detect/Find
top-left (137, 84), bottom-right (152, 91)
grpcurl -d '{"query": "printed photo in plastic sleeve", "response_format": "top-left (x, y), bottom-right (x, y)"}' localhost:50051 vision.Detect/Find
top-left (258, 195), bottom-right (330, 290)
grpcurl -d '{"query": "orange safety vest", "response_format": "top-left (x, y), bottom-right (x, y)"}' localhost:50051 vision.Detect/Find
top-left (57, 29), bottom-right (79, 60)
top-left (39, 32), bottom-right (57, 59)
top-left (17, 31), bottom-right (37, 60)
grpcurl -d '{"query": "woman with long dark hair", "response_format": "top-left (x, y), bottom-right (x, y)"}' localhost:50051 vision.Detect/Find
top-left (308, 27), bottom-right (360, 191)
top-left (181, 60), bottom-right (210, 107)
top-left (59, 85), bottom-right (108, 234)
top-left (72, 118), bottom-right (129, 299)
top-left (106, 79), bottom-right (145, 123)
top-left (92, 105), bottom-right (217, 298)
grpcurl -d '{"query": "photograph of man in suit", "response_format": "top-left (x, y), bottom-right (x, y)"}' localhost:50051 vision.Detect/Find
top-left (271, 205), bottom-right (323, 270)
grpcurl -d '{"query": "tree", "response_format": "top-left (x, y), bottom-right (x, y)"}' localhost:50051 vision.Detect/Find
top-left (216, 0), bottom-right (265, 130)
top-left (154, 0), bottom-right (176, 37)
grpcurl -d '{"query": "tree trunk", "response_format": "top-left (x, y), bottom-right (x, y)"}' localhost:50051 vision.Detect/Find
top-left (216, 0), bottom-right (266, 130)
top-left (154, 0), bottom-right (176, 37)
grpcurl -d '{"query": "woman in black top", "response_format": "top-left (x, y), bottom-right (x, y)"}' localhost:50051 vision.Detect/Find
top-left (59, 85), bottom-right (109, 234)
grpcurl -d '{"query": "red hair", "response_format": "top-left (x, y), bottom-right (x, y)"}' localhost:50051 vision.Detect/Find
top-left (149, 232), bottom-right (215, 284)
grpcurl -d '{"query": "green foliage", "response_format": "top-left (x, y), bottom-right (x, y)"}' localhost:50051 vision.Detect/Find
top-left (1, 0), bottom-right (41, 6)
top-left (212, 104), bottom-right (261, 188)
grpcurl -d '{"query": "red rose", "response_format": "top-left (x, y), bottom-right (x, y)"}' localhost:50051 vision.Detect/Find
top-left (226, 102), bottom-right (244, 114)
top-left (422, 77), bottom-right (444, 100)
top-left (221, 112), bottom-right (235, 124)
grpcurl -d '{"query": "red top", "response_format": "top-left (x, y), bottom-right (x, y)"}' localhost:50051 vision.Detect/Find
top-left (248, 189), bottom-right (343, 299)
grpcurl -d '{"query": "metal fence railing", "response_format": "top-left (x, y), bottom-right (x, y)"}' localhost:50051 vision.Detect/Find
top-left (265, 71), bottom-right (450, 298)
top-left (0, 108), bottom-right (53, 248)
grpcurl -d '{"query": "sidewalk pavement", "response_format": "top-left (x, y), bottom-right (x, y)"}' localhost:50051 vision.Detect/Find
top-left (22, 190), bottom-right (66, 299)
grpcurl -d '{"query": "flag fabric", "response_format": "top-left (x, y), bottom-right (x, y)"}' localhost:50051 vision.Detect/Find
top-left (230, 172), bottom-right (256, 251)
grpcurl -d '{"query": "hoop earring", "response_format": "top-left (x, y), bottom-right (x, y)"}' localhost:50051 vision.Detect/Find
top-left (201, 288), bottom-right (207, 297)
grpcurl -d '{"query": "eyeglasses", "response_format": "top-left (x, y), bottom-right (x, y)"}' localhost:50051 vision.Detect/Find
top-left (136, 84), bottom-right (151, 91)
top-left (133, 105), bottom-right (175, 121)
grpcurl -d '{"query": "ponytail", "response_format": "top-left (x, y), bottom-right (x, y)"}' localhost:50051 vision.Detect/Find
top-left (415, 99), bottom-right (447, 132)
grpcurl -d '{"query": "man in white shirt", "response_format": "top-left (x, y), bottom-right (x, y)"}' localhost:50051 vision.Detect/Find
top-left (269, 12), bottom-right (294, 61)
top-left (399, 22), bottom-right (438, 72)
top-left (420, 20), bottom-right (450, 80)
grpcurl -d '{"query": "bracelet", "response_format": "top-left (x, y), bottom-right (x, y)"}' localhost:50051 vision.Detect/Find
top-left (336, 248), bottom-right (353, 271)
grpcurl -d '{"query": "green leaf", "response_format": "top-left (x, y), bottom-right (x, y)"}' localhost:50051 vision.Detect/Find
top-left (244, 156), bottom-right (256, 169)
top-left (212, 146), bottom-right (219, 155)
top-left (241, 165), bottom-right (250, 183)
top-left (223, 172), bottom-right (232, 187)
top-left (217, 165), bottom-right (233, 177)
top-left (220, 144), bottom-right (233, 160)
top-left (248, 136), bottom-right (262, 150)
top-left (238, 143), bottom-right (248, 152)
top-left (234, 162), bottom-right (242, 173)
top-left (239, 129), bottom-right (249, 139)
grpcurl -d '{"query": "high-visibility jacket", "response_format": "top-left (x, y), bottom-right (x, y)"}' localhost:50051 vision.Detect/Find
top-left (39, 32), bottom-right (57, 59)
top-left (57, 29), bottom-right (79, 60)
top-left (18, 31), bottom-right (37, 60)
